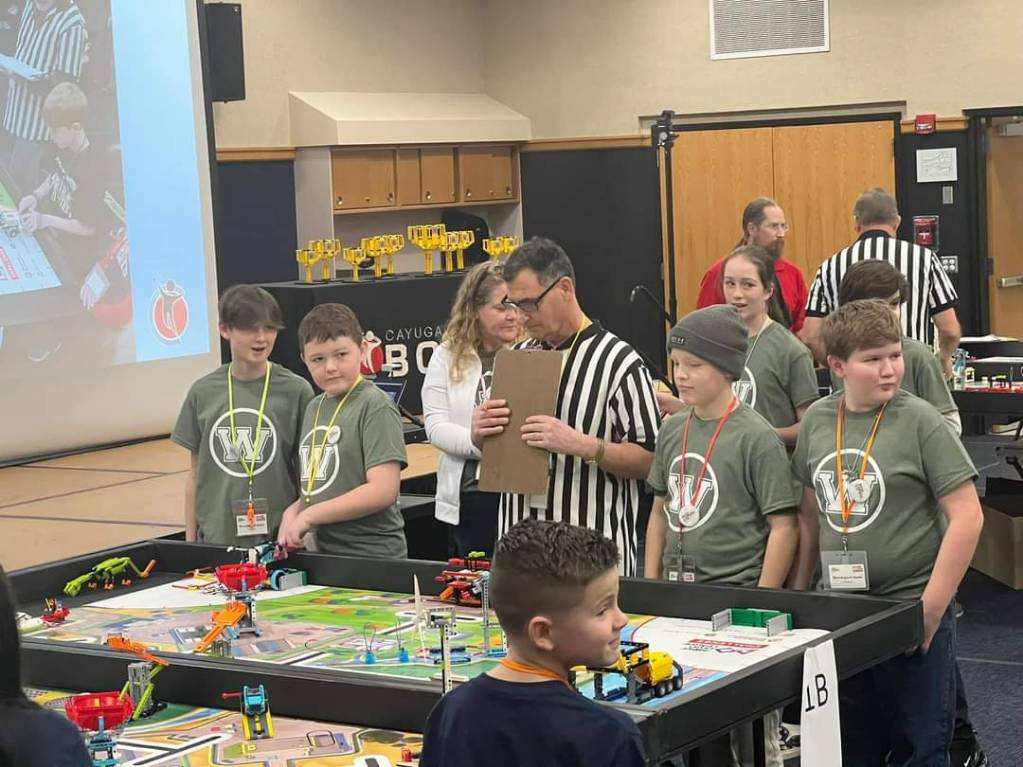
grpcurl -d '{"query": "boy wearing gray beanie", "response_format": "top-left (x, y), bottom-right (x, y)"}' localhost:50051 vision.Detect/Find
top-left (646, 305), bottom-right (798, 767)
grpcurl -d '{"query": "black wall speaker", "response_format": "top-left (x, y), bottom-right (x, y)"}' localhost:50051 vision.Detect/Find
top-left (204, 3), bottom-right (245, 102)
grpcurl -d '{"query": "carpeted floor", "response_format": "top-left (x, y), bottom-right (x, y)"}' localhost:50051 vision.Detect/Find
top-left (957, 568), bottom-right (1023, 765)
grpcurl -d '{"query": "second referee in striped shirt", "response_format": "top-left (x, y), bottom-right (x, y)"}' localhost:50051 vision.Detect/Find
top-left (801, 188), bottom-right (961, 377)
top-left (471, 238), bottom-right (661, 577)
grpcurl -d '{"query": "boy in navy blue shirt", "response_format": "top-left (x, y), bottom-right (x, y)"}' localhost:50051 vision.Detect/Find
top-left (420, 518), bottom-right (646, 767)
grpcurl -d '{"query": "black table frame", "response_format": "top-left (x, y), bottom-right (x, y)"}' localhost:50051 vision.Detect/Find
top-left (12, 540), bottom-right (921, 765)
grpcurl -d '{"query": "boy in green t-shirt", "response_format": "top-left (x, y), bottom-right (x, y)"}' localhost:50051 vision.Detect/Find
top-left (172, 285), bottom-right (314, 546)
top-left (278, 303), bottom-right (407, 558)
top-left (833, 258), bottom-right (961, 434)
top-left (646, 305), bottom-right (797, 767)
top-left (791, 299), bottom-right (983, 765)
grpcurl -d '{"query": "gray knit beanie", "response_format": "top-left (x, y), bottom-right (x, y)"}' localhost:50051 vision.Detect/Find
top-left (667, 305), bottom-right (748, 379)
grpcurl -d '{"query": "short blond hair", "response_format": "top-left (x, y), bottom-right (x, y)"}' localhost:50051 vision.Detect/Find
top-left (43, 81), bottom-right (87, 128)
top-left (822, 299), bottom-right (901, 361)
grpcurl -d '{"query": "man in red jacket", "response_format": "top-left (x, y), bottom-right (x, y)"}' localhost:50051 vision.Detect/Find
top-left (696, 197), bottom-right (808, 333)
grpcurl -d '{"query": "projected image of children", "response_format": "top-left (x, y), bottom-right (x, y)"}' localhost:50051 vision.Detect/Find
top-left (0, 0), bottom-right (132, 369)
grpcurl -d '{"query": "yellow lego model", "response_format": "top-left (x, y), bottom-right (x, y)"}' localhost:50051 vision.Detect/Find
top-left (573, 640), bottom-right (683, 704)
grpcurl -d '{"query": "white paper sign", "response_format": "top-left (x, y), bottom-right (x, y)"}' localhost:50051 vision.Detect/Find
top-left (801, 639), bottom-right (842, 765)
top-left (916, 148), bottom-right (958, 182)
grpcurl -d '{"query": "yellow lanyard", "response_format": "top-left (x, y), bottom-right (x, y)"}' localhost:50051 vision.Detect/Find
top-left (227, 362), bottom-right (272, 497)
top-left (304, 375), bottom-right (364, 502)
top-left (835, 396), bottom-right (888, 541)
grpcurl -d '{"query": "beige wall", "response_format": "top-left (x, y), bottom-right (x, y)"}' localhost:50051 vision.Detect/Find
top-left (212, 0), bottom-right (485, 147)
top-left (481, 0), bottom-right (1023, 139)
top-left (215, 1), bottom-right (1023, 147)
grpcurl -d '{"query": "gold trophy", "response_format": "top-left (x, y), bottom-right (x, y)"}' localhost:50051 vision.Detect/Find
top-left (454, 229), bottom-right (474, 270)
top-left (296, 248), bottom-right (315, 283)
top-left (324, 238), bottom-right (340, 281)
top-left (408, 223), bottom-right (447, 275)
top-left (483, 235), bottom-right (519, 262)
top-left (381, 233), bottom-right (403, 276)
top-left (342, 246), bottom-right (365, 282)
top-left (439, 232), bottom-right (459, 273)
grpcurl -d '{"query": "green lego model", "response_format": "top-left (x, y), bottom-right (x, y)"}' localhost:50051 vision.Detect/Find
top-left (730, 608), bottom-right (793, 631)
top-left (63, 557), bottom-right (156, 597)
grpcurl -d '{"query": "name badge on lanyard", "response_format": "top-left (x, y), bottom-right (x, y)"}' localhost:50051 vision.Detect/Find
top-left (821, 549), bottom-right (870, 591)
top-left (232, 497), bottom-right (270, 537)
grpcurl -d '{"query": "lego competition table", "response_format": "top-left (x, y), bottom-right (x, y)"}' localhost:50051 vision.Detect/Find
top-left (28, 686), bottom-right (423, 766)
top-left (955, 339), bottom-right (1023, 419)
top-left (259, 271), bottom-right (464, 415)
top-left (13, 540), bottom-right (922, 766)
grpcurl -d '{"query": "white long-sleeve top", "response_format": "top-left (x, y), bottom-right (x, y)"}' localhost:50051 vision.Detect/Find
top-left (421, 342), bottom-right (484, 525)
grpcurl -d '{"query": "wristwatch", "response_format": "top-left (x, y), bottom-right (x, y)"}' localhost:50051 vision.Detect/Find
top-left (586, 438), bottom-right (606, 466)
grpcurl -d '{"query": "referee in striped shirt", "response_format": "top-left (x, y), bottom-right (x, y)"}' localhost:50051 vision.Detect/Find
top-left (471, 238), bottom-right (660, 576)
top-left (801, 188), bottom-right (961, 377)
top-left (0, 0), bottom-right (87, 191)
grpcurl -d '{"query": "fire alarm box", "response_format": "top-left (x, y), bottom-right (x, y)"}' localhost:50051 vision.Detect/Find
top-left (913, 215), bottom-right (939, 250)
top-left (915, 114), bottom-right (937, 135)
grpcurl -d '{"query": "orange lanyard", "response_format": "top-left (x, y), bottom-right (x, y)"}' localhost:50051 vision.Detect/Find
top-left (835, 397), bottom-right (888, 536)
top-left (679, 396), bottom-right (739, 511)
top-left (499, 658), bottom-right (574, 690)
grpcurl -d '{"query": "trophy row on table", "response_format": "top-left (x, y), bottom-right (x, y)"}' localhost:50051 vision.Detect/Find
top-left (295, 228), bottom-right (521, 283)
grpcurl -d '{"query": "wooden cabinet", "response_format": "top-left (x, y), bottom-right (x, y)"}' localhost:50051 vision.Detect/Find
top-left (395, 148), bottom-right (421, 206)
top-left (331, 149), bottom-right (395, 210)
top-left (420, 147), bottom-right (456, 204)
top-left (328, 143), bottom-right (518, 213)
top-left (459, 146), bottom-right (515, 201)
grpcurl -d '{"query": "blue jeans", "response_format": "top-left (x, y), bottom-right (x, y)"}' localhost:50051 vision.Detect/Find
top-left (840, 606), bottom-right (956, 766)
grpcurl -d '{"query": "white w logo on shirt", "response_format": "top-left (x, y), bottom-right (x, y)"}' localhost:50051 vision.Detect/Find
top-left (667, 474), bottom-right (715, 514)
top-left (214, 426), bottom-right (269, 464)
top-left (298, 444), bottom-right (336, 482)
top-left (816, 470), bottom-right (877, 516)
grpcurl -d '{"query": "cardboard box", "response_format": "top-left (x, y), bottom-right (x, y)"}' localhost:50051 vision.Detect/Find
top-left (971, 496), bottom-right (1023, 589)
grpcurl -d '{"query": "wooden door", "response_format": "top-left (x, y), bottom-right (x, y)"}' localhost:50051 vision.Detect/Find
top-left (772, 121), bottom-right (895, 279)
top-left (986, 128), bottom-right (1023, 337)
top-left (666, 120), bottom-right (895, 320)
top-left (420, 147), bottom-right (456, 204)
top-left (671, 127), bottom-right (774, 317)
top-left (395, 148), bottom-right (421, 206)
top-left (460, 146), bottom-right (514, 201)
top-left (331, 149), bottom-right (395, 210)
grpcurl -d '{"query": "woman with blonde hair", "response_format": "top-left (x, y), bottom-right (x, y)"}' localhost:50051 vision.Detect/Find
top-left (422, 261), bottom-right (520, 556)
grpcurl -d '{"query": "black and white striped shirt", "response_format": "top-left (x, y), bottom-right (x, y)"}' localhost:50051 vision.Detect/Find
top-left (499, 322), bottom-right (661, 577)
top-left (3, 2), bottom-right (87, 142)
top-left (805, 231), bottom-right (958, 344)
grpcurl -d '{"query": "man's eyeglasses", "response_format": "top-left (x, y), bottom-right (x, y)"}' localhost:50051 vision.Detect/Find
top-left (503, 279), bottom-right (559, 314)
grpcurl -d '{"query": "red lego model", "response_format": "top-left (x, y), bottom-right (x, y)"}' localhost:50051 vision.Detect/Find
top-left (42, 597), bottom-right (70, 624)
top-left (434, 552), bottom-right (491, 607)
top-left (214, 563), bottom-right (268, 592)
top-left (64, 691), bottom-right (133, 732)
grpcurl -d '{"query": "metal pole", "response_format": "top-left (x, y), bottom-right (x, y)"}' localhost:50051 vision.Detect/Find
top-left (652, 110), bottom-right (680, 324)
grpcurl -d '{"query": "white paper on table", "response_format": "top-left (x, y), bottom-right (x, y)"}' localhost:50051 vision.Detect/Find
top-left (974, 356), bottom-right (1023, 363)
top-left (916, 148), bottom-right (958, 183)
top-left (801, 639), bottom-right (842, 766)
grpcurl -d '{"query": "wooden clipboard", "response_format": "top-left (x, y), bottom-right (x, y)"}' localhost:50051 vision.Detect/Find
top-left (479, 347), bottom-right (563, 495)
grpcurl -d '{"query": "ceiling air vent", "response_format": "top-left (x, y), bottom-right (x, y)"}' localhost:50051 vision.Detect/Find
top-left (710, 0), bottom-right (829, 60)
